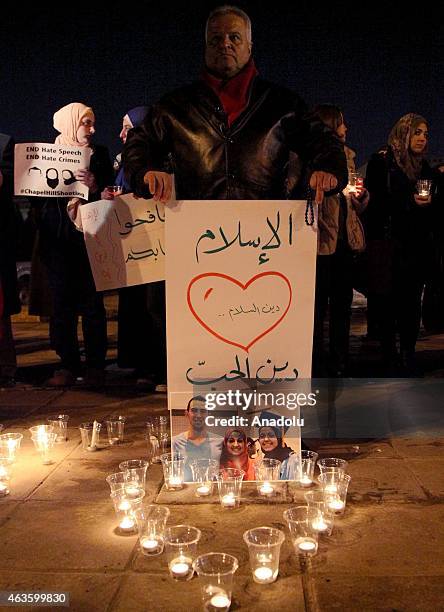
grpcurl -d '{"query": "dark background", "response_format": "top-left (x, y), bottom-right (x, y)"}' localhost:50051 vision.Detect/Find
top-left (2, 1), bottom-right (442, 167)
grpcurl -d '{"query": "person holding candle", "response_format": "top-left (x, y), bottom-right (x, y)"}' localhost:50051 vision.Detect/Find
top-left (310, 104), bottom-right (369, 377)
top-left (219, 428), bottom-right (255, 480)
top-left (364, 113), bottom-right (438, 375)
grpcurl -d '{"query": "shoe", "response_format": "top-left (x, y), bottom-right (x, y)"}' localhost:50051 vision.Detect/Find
top-left (154, 383), bottom-right (167, 393)
top-left (84, 368), bottom-right (106, 387)
top-left (47, 369), bottom-right (76, 387)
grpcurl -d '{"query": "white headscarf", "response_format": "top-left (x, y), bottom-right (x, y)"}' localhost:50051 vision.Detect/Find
top-left (53, 102), bottom-right (94, 146)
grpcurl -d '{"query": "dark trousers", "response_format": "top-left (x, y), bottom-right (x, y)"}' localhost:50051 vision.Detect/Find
top-left (370, 246), bottom-right (427, 358)
top-left (117, 280), bottom-right (166, 382)
top-left (312, 248), bottom-right (354, 376)
top-left (43, 242), bottom-right (107, 373)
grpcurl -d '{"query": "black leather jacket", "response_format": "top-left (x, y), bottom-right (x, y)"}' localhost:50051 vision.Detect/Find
top-left (123, 76), bottom-right (347, 200)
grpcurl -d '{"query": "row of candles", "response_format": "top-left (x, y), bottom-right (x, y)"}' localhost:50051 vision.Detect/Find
top-left (105, 453), bottom-right (351, 611)
top-left (0, 414), bottom-right (128, 495)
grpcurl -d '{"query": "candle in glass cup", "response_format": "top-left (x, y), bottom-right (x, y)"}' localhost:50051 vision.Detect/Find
top-left (296, 537), bottom-right (317, 553)
top-left (300, 475), bottom-right (313, 487)
top-left (141, 537), bottom-right (160, 553)
top-left (312, 517), bottom-right (329, 532)
top-left (259, 482), bottom-right (274, 496)
top-left (328, 498), bottom-right (345, 512)
top-left (169, 476), bottom-right (183, 489)
top-left (221, 493), bottom-right (236, 508)
top-left (209, 591), bottom-right (231, 609)
top-left (119, 516), bottom-right (135, 531)
top-left (169, 557), bottom-right (193, 580)
top-left (196, 484), bottom-right (211, 496)
top-left (253, 566), bottom-right (274, 583)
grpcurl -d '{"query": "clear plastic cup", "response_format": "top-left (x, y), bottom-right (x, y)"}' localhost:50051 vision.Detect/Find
top-left (79, 422), bottom-right (101, 451)
top-left (284, 506), bottom-right (319, 557)
top-left (134, 504), bottom-right (170, 556)
top-left (193, 553), bottom-right (238, 611)
top-left (47, 414), bottom-right (69, 443)
top-left (161, 453), bottom-right (185, 491)
top-left (243, 527), bottom-right (285, 584)
top-left (165, 525), bottom-right (201, 581)
top-left (106, 416), bottom-right (126, 445)
top-left (216, 468), bottom-right (244, 509)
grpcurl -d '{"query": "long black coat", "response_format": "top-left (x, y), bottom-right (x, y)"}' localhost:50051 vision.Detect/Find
top-left (0, 133), bottom-right (21, 316)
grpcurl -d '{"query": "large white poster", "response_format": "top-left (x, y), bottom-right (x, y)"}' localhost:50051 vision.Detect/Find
top-left (14, 143), bottom-right (91, 198)
top-left (166, 200), bottom-right (318, 408)
top-left (80, 193), bottom-right (165, 291)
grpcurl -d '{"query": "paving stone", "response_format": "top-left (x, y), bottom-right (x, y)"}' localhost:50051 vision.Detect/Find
top-left (0, 389), bottom-right (61, 408)
top-left (311, 505), bottom-right (444, 576)
top-left (0, 571), bottom-right (122, 612)
top-left (346, 457), bottom-right (427, 503)
top-left (131, 503), bottom-right (295, 576)
top-left (111, 572), bottom-right (305, 612)
top-left (404, 459), bottom-right (444, 498)
top-left (68, 435), bottom-right (151, 462)
top-left (29, 459), bottom-right (163, 502)
top-left (0, 501), bottom-right (21, 527)
top-left (391, 436), bottom-right (444, 458)
top-left (156, 481), bottom-right (292, 505)
top-left (0, 501), bottom-right (138, 571)
top-left (312, 439), bottom-right (397, 459)
top-left (314, 575), bottom-right (444, 612)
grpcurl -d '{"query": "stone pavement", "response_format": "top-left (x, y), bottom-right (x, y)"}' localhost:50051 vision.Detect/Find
top-left (0, 384), bottom-right (443, 612)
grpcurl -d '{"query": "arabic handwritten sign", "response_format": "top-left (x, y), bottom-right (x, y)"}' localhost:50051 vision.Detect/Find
top-left (81, 193), bottom-right (165, 290)
top-left (14, 143), bottom-right (91, 198)
top-left (166, 200), bottom-right (318, 409)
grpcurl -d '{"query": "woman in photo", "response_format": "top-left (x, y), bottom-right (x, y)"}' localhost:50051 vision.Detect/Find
top-left (219, 428), bottom-right (256, 480)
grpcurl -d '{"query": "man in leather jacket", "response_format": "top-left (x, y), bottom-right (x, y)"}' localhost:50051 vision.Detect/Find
top-left (123, 5), bottom-right (348, 203)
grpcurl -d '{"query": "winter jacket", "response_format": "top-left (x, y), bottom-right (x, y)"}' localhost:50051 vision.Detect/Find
top-left (122, 77), bottom-right (348, 200)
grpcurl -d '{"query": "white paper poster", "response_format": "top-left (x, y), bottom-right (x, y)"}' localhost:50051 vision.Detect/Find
top-left (166, 200), bottom-right (318, 408)
top-left (14, 143), bottom-right (91, 198)
top-left (80, 193), bottom-right (165, 291)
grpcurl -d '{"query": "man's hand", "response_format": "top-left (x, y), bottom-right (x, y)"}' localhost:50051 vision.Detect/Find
top-left (143, 171), bottom-right (173, 203)
top-left (309, 171), bottom-right (338, 204)
top-left (413, 194), bottom-right (431, 207)
top-left (75, 169), bottom-right (98, 192)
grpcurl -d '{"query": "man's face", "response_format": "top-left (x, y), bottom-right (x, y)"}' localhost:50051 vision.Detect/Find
top-left (187, 403), bottom-right (207, 432)
top-left (205, 13), bottom-right (252, 79)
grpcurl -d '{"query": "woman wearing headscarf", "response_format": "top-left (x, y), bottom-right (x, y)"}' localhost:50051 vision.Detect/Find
top-left (35, 102), bottom-right (113, 386)
top-left (105, 106), bottom-right (167, 391)
top-left (219, 428), bottom-right (256, 480)
top-left (257, 422), bottom-right (297, 480)
top-left (364, 113), bottom-right (437, 375)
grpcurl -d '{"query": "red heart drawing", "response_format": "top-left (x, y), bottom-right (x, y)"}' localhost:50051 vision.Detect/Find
top-left (187, 271), bottom-right (292, 352)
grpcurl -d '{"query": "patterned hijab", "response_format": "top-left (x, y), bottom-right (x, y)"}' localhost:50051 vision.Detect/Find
top-left (388, 113), bottom-right (428, 181)
top-left (53, 102), bottom-right (94, 147)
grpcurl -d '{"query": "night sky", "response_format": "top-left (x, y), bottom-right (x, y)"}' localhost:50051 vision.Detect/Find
top-left (2, 1), bottom-right (442, 167)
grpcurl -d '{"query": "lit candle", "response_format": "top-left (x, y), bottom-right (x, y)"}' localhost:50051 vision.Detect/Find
top-left (297, 539), bottom-right (316, 552)
top-left (125, 485), bottom-right (141, 497)
top-left (118, 500), bottom-right (131, 511)
top-left (221, 493), bottom-right (236, 508)
top-left (324, 484), bottom-right (338, 494)
top-left (253, 566), bottom-right (273, 582)
top-left (299, 476), bottom-right (312, 487)
top-left (259, 482), bottom-right (274, 496)
top-left (328, 499), bottom-right (345, 511)
top-left (312, 518), bottom-right (329, 532)
top-left (169, 557), bottom-right (192, 579)
top-left (88, 420), bottom-right (98, 451)
top-left (0, 483), bottom-right (8, 496)
top-left (196, 484), bottom-right (211, 496)
top-left (169, 476), bottom-right (183, 488)
top-left (209, 592), bottom-right (231, 609)
top-left (141, 537), bottom-right (159, 552)
top-left (119, 516), bottom-right (135, 531)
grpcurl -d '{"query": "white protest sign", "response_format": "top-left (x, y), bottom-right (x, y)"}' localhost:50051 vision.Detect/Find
top-left (14, 143), bottom-right (91, 198)
top-left (166, 200), bottom-right (318, 409)
top-left (80, 193), bottom-right (165, 291)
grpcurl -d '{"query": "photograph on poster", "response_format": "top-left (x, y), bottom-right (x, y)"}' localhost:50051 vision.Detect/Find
top-left (170, 391), bottom-right (303, 483)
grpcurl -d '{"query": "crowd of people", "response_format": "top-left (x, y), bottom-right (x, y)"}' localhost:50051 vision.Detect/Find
top-left (1, 5), bottom-right (443, 389)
